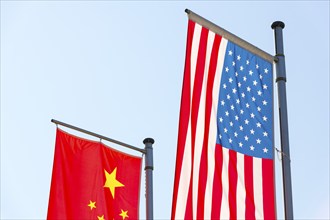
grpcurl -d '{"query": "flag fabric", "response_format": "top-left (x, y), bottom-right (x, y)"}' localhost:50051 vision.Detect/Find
top-left (172, 19), bottom-right (276, 220)
top-left (47, 128), bottom-right (142, 220)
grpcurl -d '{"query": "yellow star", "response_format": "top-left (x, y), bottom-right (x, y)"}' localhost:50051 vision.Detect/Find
top-left (119, 209), bottom-right (129, 220)
top-left (87, 200), bottom-right (96, 210)
top-left (104, 167), bottom-right (124, 198)
top-left (97, 215), bottom-right (105, 220)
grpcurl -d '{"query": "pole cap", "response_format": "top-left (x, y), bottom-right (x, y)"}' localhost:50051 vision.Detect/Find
top-left (271, 21), bottom-right (285, 29)
top-left (143, 138), bottom-right (155, 145)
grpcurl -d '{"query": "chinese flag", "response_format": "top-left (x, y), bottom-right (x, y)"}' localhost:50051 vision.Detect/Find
top-left (47, 128), bottom-right (142, 220)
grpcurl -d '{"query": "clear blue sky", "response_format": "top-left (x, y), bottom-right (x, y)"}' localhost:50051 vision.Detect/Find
top-left (1, 1), bottom-right (329, 219)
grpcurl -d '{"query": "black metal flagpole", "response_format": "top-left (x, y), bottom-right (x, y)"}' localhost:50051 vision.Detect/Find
top-left (143, 138), bottom-right (154, 220)
top-left (271, 22), bottom-right (294, 219)
top-left (51, 119), bottom-right (154, 220)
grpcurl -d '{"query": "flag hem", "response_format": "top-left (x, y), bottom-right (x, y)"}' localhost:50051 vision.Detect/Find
top-left (56, 128), bottom-right (143, 159)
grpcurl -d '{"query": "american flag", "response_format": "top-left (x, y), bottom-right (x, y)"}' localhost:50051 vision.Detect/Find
top-left (172, 19), bottom-right (276, 220)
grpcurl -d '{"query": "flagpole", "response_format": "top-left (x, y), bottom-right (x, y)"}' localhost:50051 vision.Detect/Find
top-left (271, 21), bottom-right (294, 220)
top-left (143, 138), bottom-right (154, 220)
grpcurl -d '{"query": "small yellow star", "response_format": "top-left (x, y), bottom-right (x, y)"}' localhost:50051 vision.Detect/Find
top-left (104, 167), bottom-right (124, 198)
top-left (97, 215), bottom-right (105, 220)
top-left (87, 200), bottom-right (96, 210)
top-left (119, 209), bottom-right (129, 220)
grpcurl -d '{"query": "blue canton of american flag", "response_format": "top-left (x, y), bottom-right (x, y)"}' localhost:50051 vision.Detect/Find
top-left (217, 41), bottom-right (273, 159)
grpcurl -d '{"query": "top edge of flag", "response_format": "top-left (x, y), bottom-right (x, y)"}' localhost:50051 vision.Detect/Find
top-left (51, 119), bottom-right (146, 154)
top-left (185, 9), bottom-right (276, 63)
top-left (56, 128), bottom-right (143, 159)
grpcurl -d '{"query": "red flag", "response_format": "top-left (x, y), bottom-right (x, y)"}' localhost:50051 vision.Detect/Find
top-left (172, 17), bottom-right (276, 219)
top-left (47, 128), bottom-right (142, 220)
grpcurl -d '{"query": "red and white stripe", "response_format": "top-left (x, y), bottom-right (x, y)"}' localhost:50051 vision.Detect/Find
top-left (171, 20), bottom-right (276, 220)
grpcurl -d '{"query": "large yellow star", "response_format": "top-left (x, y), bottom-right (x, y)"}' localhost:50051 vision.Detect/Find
top-left (119, 209), bottom-right (129, 220)
top-left (87, 200), bottom-right (96, 210)
top-left (104, 167), bottom-right (124, 198)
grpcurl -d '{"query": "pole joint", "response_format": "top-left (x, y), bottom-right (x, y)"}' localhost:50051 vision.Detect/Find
top-left (145, 166), bottom-right (154, 170)
top-left (276, 76), bottom-right (287, 82)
